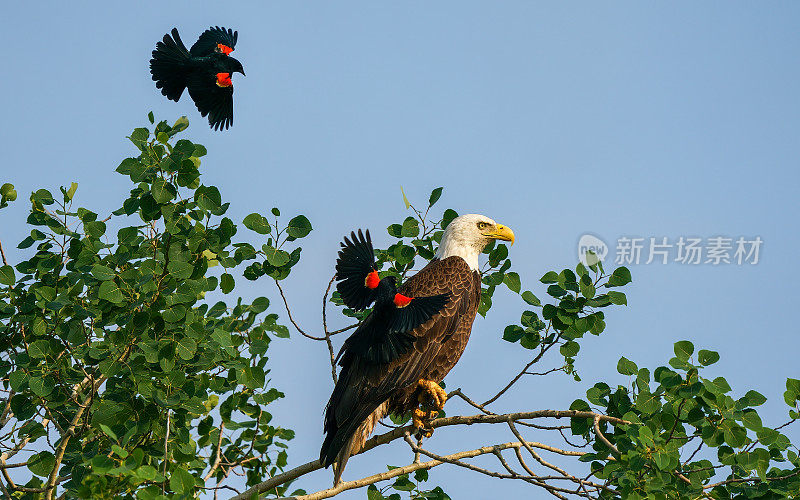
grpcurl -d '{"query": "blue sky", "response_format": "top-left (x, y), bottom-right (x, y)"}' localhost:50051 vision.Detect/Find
top-left (2, 2), bottom-right (799, 498)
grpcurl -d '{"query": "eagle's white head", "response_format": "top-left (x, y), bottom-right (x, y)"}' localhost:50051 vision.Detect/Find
top-left (434, 214), bottom-right (515, 271)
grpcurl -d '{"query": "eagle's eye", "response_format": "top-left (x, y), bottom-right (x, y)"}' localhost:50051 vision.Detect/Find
top-left (476, 221), bottom-right (489, 230)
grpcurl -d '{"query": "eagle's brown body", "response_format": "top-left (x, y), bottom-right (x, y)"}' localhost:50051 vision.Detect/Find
top-left (320, 256), bottom-right (481, 482)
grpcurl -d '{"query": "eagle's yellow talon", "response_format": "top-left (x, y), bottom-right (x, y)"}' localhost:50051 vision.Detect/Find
top-left (412, 408), bottom-right (436, 437)
top-left (417, 379), bottom-right (447, 410)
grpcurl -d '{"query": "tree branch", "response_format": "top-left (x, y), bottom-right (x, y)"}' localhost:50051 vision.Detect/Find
top-left (275, 441), bottom-right (563, 500)
top-left (203, 421), bottom-right (225, 481)
top-left (231, 409), bottom-right (629, 500)
top-left (45, 377), bottom-right (106, 500)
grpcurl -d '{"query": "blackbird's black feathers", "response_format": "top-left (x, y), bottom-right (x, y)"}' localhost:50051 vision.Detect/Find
top-left (186, 72), bottom-right (234, 131)
top-left (149, 26), bottom-right (243, 130)
top-left (389, 294), bottom-right (450, 334)
top-left (150, 29), bottom-right (192, 102)
top-left (190, 26), bottom-right (238, 56)
top-left (335, 230), bottom-right (379, 311)
top-left (332, 230), bottom-right (450, 366)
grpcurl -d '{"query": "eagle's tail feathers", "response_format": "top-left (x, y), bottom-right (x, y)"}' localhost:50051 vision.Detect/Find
top-left (327, 402), bottom-right (388, 485)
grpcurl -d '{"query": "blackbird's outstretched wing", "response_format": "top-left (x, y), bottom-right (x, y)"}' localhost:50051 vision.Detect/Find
top-left (186, 72), bottom-right (234, 131)
top-left (190, 26), bottom-right (238, 56)
top-left (336, 230), bottom-right (379, 311)
top-left (337, 292), bottom-right (450, 366)
top-left (388, 293), bottom-right (450, 334)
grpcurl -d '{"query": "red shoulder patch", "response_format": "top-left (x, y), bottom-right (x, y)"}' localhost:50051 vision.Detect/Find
top-left (216, 72), bottom-right (233, 87)
top-left (364, 270), bottom-right (380, 289)
top-left (393, 293), bottom-right (413, 308)
top-left (217, 43), bottom-right (234, 56)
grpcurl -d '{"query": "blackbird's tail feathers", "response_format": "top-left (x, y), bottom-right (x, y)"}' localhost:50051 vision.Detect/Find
top-left (150, 28), bottom-right (192, 102)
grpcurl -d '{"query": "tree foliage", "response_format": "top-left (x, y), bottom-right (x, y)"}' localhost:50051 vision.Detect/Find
top-left (0, 117), bottom-right (798, 499)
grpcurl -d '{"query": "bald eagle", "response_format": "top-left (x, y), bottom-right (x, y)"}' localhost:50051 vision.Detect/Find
top-left (320, 214), bottom-right (515, 484)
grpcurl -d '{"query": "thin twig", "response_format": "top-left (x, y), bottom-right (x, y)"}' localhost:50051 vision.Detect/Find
top-left (321, 275), bottom-right (338, 384)
top-left (0, 238), bottom-right (7, 266)
top-left (483, 335), bottom-right (561, 406)
top-left (592, 416), bottom-right (619, 456)
top-left (275, 279), bottom-right (323, 340)
top-left (203, 422), bottom-right (225, 481)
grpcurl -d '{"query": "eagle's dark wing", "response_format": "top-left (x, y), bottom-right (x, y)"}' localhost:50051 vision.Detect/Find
top-left (186, 72), bottom-right (234, 131)
top-left (335, 230), bottom-right (379, 311)
top-left (321, 256), bottom-right (479, 475)
top-left (190, 26), bottom-right (238, 56)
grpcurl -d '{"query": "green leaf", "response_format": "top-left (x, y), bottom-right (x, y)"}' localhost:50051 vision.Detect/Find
top-left (167, 261), bottom-right (193, 280)
top-left (723, 423), bottom-right (747, 448)
top-left (84, 220), bottom-right (107, 238)
top-left (540, 271), bottom-right (559, 284)
top-left (0, 182), bottom-right (16, 207)
top-left (521, 291), bottom-right (540, 306)
top-left (502, 325), bottom-right (524, 343)
top-left (263, 246), bottom-right (291, 267)
top-left (393, 476), bottom-right (415, 491)
top-left (286, 215), bottom-right (313, 238)
top-left (742, 390), bottom-right (767, 407)
top-left (91, 264), bottom-right (116, 281)
top-left (607, 266), bottom-right (632, 287)
top-left (400, 186), bottom-right (410, 209)
top-left (401, 217), bottom-right (420, 238)
top-left (28, 451), bottom-right (55, 477)
top-left (617, 356), bottom-right (638, 376)
top-left (503, 272), bottom-right (521, 293)
top-left (786, 378), bottom-right (800, 397)
top-left (66, 182), bottom-right (78, 201)
top-left (98, 281), bottom-right (124, 304)
top-left (220, 273), bottom-right (235, 294)
top-left (251, 296), bottom-right (270, 313)
top-left (176, 338), bottom-right (198, 361)
top-left (99, 423), bottom-right (118, 441)
top-left (169, 467), bottom-right (195, 494)
top-left (170, 116), bottom-right (189, 135)
top-left (367, 485), bottom-right (385, 500)
top-left (442, 209), bottom-right (458, 228)
top-left (0, 265), bottom-right (15, 286)
top-left (429, 187), bottom-right (443, 206)
top-left (560, 341), bottom-right (580, 357)
top-left (243, 213), bottom-right (271, 235)
top-left (151, 178), bottom-right (174, 203)
top-left (636, 391), bottom-right (661, 415)
top-left (674, 340), bottom-right (694, 361)
top-left (29, 376), bottom-right (55, 397)
top-left (1, 183), bottom-right (17, 199)
top-left (698, 349), bottom-right (720, 366)
top-left (742, 409), bottom-right (763, 431)
top-left (607, 291), bottom-right (627, 305)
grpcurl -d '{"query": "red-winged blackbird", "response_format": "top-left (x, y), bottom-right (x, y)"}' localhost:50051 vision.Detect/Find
top-left (334, 229), bottom-right (449, 365)
top-left (150, 27), bottom-right (244, 131)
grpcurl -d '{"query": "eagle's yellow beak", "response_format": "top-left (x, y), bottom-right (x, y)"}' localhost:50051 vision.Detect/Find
top-left (485, 223), bottom-right (515, 245)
